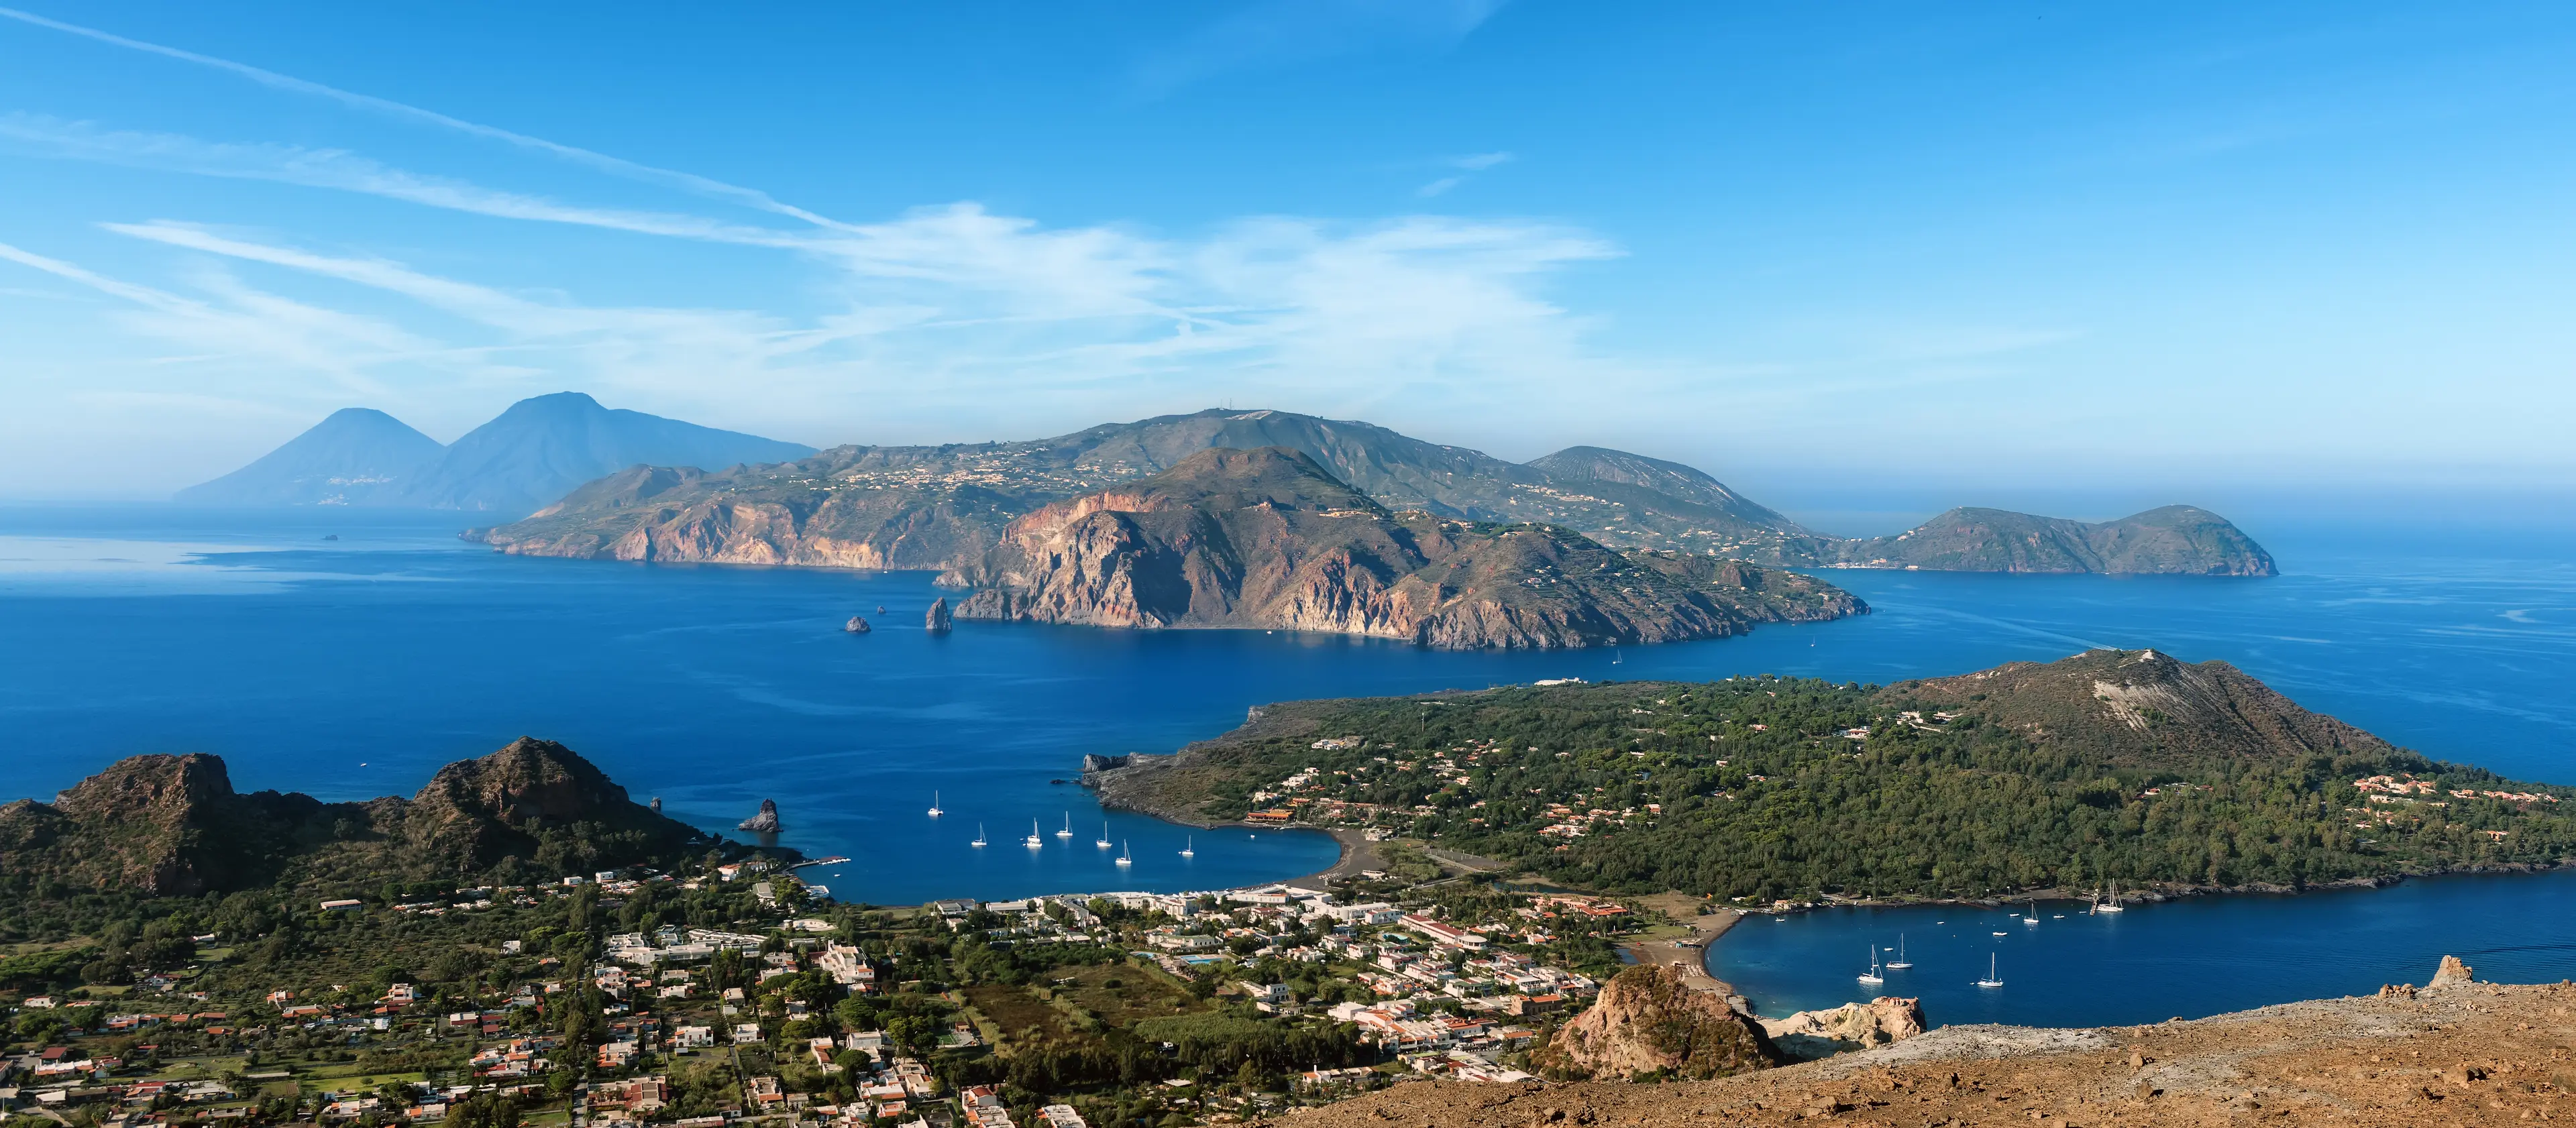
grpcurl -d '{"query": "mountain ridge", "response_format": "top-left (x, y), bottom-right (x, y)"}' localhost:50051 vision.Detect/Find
top-left (474, 406), bottom-right (2270, 576)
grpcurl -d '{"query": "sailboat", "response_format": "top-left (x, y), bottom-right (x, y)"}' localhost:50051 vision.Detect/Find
top-left (970, 824), bottom-right (987, 848)
top-left (1114, 840), bottom-right (1132, 867)
top-left (2022, 900), bottom-right (2039, 925)
top-left (1884, 935), bottom-right (1912, 970)
top-left (928, 791), bottom-right (943, 817)
top-left (1095, 822), bottom-right (1112, 849)
top-left (1024, 820), bottom-right (1044, 848)
top-left (1857, 946), bottom-right (1884, 985)
top-left (1055, 813), bottom-right (1074, 839)
top-left (2096, 882), bottom-right (2126, 913)
top-left (1180, 836), bottom-right (1195, 858)
top-left (1976, 953), bottom-right (2004, 989)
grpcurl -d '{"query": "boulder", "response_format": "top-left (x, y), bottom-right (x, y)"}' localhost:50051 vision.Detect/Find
top-left (739, 798), bottom-right (782, 834)
top-left (1530, 963), bottom-right (1780, 1080)
top-left (1760, 997), bottom-right (1927, 1062)
top-left (2428, 954), bottom-right (2475, 989)
top-left (843, 615), bottom-right (871, 634)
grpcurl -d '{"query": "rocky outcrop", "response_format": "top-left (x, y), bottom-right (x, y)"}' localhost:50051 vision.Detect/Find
top-left (739, 799), bottom-right (782, 834)
top-left (1758, 997), bottom-right (1927, 1061)
top-left (2430, 954), bottom-right (2475, 988)
top-left (1079, 754), bottom-right (1132, 774)
top-left (843, 616), bottom-right (871, 634)
top-left (948, 447), bottom-right (1862, 650)
top-left (1530, 964), bottom-right (1781, 1081)
top-left (925, 598), bottom-right (953, 633)
top-left (0, 740), bottom-right (716, 895)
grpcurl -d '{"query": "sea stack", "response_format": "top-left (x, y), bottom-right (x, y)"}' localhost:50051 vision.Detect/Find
top-left (650, 797), bottom-right (662, 813)
top-left (925, 598), bottom-right (953, 633)
top-left (739, 799), bottom-right (782, 834)
top-left (843, 615), bottom-right (871, 634)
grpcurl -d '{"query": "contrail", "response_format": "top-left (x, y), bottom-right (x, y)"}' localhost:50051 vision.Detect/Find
top-left (0, 5), bottom-right (855, 231)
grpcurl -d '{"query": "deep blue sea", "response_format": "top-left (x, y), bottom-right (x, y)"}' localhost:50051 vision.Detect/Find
top-left (2, 504), bottom-right (2572, 1025)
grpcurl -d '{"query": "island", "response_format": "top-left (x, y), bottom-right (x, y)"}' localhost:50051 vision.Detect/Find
top-left (468, 407), bottom-right (2274, 577)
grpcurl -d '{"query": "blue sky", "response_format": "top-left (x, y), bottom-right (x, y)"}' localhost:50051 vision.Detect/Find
top-left (3, 1), bottom-right (2573, 509)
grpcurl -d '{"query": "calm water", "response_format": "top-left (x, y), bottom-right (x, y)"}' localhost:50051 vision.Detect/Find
top-left (2, 505), bottom-right (2572, 951)
top-left (1710, 870), bottom-right (2576, 1027)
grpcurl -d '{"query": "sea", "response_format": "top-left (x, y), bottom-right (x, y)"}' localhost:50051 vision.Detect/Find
top-left (2, 504), bottom-right (2572, 1027)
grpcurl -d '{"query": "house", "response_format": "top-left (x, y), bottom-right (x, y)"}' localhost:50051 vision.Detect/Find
top-left (674, 1026), bottom-right (714, 1049)
top-left (319, 899), bottom-right (364, 913)
top-left (1038, 1105), bottom-right (1088, 1128)
top-left (596, 1041), bottom-right (639, 1069)
top-left (731, 1023), bottom-right (764, 1045)
top-left (745, 1076), bottom-right (784, 1106)
top-left (818, 944), bottom-right (877, 989)
top-left (1235, 982), bottom-right (1292, 1005)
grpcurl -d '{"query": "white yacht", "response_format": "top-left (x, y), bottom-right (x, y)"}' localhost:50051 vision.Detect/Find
top-left (1024, 820), bottom-right (1044, 849)
top-left (1114, 840), bottom-right (1132, 867)
top-left (1975, 953), bottom-right (2004, 989)
top-left (928, 791), bottom-right (943, 817)
top-left (1056, 813), bottom-right (1073, 839)
top-left (1095, 822), bottom-right (1112, 848)
top-left (1884, 935), bottom-right (1912, 970)
top-left (970, 824), bottom-right (987, 848)
top-left (1857, 947), bottom-right (1884, 986)
top-left (1180, 836), bottom-right (1195, 858)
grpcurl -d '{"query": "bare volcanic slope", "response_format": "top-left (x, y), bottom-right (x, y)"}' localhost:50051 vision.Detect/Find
top-left (943, 447), bottom-right (1862, 649)
top-left (1289, 967), bottom-right (2576, 1128)
top-left (0, 738), bottom-right (715, 895)
top-left (1752, 505), bottom-right (2276, 575)
top-left (1887, 647), bottom-right (2394, 769)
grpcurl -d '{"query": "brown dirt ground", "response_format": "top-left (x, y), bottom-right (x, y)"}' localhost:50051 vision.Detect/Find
top-left (1275, 980), bottom-right (2576, 1127)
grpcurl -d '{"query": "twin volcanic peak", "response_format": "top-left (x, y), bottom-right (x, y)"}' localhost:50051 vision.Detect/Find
top-left (942, 447), bottom-right (1862, 648)
top-left (176, 392), bottom-right (814, 515)
top-left (0, 738), bottom-right (715, 896)
top-left (472, 406), bottom-right (2273, 577)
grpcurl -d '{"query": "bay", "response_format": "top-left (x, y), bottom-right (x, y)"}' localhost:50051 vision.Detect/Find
top-left (1, 504), bottom-right (2571, 948)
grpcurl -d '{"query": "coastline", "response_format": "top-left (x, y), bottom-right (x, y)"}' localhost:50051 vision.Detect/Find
top-left (1620, 907), bottom-right (1744, 998)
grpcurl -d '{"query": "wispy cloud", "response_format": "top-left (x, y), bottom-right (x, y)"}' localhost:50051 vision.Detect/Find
top-left (1415, 150), bottom-right (1514, 196)
top-left (0, 5), bottom-right (855, 230)
top-left (1128, 0), bottom-right (1505, 99)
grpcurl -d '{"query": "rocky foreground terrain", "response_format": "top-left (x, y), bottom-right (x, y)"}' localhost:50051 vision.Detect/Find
top-left (1289, 960), bottom-right (2575, 1127)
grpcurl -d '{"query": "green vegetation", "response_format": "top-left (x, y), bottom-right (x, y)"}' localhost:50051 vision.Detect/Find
top-left (1136, 665), bottom-right (2576, 902)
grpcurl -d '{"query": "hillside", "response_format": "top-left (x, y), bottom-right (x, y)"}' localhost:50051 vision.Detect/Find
top-left (0, 738), bottom-right (721, 895)
top-left (474, 406), bottom-right (2265, 575)
top-left (1751, 505), bottom-right (2277, 575)
top-left (1085, 648), bottom-right (2570, 899)
top-left (943, 447), bottom-right (1864, 649)
top-left (172, 407), bottom-right (444, 506)
top-left (176, 392), bottom-right (814, 516)
top-left (1293, 971), bottom-right (2572, 1128)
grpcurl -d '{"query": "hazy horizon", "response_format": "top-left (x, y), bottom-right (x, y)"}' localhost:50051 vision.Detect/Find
top-left (5, 3), bottom-right (2574, 502)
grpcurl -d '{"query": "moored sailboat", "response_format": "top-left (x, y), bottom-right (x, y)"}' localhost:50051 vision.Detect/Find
top-left (1885, 934), bottom-right (1912, 970)
top-left (1976, 953), bottom-right (2004, 989)
top-left (1858, 946), bottom-right (1884, 985)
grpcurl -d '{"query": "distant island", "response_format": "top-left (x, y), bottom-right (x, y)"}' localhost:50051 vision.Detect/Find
top-left (1085, 647), bottom-right (2568, 900)
top-left (941, 447), bottom-right (1862, 649)
top-left (174, 392), bottom-right (812, 514)
top-left (466, 406), bottom-right (2276, 576)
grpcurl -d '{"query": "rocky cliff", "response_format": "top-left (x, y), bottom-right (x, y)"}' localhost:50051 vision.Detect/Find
top-left (1530, 964), bottom-right (1782, 1081)
top-left (944, 447), bottom-right (1862, 649)
top-left (0, 739), bottom-right (717, 895)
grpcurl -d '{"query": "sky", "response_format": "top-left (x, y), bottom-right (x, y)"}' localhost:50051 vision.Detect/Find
top-left (3, 1), bottom-right (2574, 513)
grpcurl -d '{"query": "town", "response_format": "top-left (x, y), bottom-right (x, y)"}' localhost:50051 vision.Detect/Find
top-left (0, 856), bottom-right (1662, 1128)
